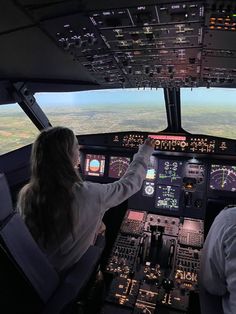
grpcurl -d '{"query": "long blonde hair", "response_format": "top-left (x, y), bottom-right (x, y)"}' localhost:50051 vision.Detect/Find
top-left (18, 126), bottom-right (83, 247)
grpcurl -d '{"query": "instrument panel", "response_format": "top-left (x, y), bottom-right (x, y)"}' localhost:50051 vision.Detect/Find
top-left (81, 135), bottom-right (236, 221)
top-left (79, 131), bottom-right (236, 314)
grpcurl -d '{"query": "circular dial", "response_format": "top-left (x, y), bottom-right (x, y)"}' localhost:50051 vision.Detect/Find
top-left (145, 185), bottom-right (154, 196)
top-left (210, 165), bottom-right (236, 191)
top-left (108, 156), bottom-right (130, 178)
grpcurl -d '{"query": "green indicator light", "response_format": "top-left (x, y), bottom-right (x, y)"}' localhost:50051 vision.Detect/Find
top-left (233, 14), bottom-right (236, 17)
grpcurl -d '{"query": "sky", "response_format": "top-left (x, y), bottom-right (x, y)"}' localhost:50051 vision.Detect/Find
top-left (181, 88), bottom-right (236, 107)
top-left (33, 87), bottom-right (236, 107)
top-left (1, 87), bottom-right (235, 110)
top-left (35, 88), bottom-right (165, 107)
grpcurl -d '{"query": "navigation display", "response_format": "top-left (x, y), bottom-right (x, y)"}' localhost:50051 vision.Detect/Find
top-left (146, 156), bottom-right (157, 181)
top-left (155, 185), bottom-right (180, 211)
top-left (157, 159), bottom-right (183, 185)
top-left (108, 156), bottom-right (130, 178)
top-left (210, 164), bottom-right (236, 192)
top-left (84, 154), bottom-right (105, 177)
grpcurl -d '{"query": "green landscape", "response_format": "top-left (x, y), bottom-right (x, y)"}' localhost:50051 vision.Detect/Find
top-left (1, 91), bottom-right (236, 155)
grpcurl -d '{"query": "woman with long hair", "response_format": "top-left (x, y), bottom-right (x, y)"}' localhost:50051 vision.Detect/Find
top-left (18, 126), bottom-right (154, 273)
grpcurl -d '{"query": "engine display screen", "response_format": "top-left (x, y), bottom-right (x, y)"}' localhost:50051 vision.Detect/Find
top-left (209, 164), bottom-right (236, 192)
top-left (84, 154), bottom-right (105, 177)
top-left (157, 159), bottom-right (183, 185)
top-left (155, 185), bottom-right (180, 210)
top-left (108, 156), bottom-right (130, 178)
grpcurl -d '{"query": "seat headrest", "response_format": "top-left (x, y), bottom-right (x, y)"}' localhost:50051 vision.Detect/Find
top-left (0, 173), bottom-right (13, 221)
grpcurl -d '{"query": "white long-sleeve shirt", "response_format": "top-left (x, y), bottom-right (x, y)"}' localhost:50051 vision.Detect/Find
top-left (200, 206), bottom-right (236, 314)
top-left (43, 143), bottom-right (153, 273)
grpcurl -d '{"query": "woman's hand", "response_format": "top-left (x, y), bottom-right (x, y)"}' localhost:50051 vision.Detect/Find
top-left (144, 137), bottom-right (156, 148)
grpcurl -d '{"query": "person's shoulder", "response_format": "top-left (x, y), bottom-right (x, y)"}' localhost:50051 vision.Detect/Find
top-left (216, 206), bottom-right (236, 226)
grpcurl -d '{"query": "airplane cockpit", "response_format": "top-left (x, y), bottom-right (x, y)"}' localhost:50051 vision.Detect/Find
top-left (0, 0), bottom-right (236, 313)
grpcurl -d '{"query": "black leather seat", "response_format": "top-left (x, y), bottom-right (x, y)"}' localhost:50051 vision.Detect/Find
top-left (0, 173), bottom-right (102, 314)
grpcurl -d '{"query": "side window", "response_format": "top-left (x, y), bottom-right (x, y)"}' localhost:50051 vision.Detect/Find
top-left (0, 103), bottom-right (39, 155)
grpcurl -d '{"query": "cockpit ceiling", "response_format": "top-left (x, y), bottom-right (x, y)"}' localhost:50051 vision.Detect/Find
top-left (0, 0), bottom-right (235, 93)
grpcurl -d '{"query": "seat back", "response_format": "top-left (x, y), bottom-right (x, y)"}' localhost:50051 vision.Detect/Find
top-left (0, 173), bottom-right (60, 313)
top-left (0, 213), bottom-right (60, 302)
top-left (0, 173), bottom-right (13, 220)
top-left (0, 172), bottom-right (103, 314)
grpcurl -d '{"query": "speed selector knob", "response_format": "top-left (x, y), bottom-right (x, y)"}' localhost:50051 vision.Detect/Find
top-left (180, 141), bottom-right (187, 147)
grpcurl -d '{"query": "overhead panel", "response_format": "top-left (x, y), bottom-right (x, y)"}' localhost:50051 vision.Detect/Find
top-left (2, 0), bottom-right (236, 89)
top-left (41, 13), bottom-right (127, 88)
top-left (41, 1), bottom-right (204, 88)
top-left (202, 0), bottom-right (236, 87)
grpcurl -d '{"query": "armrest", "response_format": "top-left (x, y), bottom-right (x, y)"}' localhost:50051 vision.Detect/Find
top-left (43, 245), bottom-right (103, 314)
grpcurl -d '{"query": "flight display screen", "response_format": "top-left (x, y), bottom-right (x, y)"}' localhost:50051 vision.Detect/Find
top-left (155, 185), bottom-right (180, 210)
top-left (157, 159), bottom-right (183, 185)
top-left (108, 156), bottom-right (131, 178)
top-left (146, 156), bottom-right (157, 181)
top-left (84, 154), bottom-right (105, 177)
top-left (209, 164), bottom-right (236, 192)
